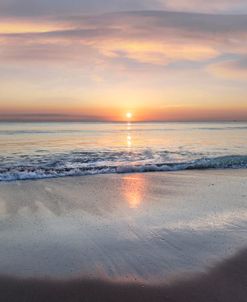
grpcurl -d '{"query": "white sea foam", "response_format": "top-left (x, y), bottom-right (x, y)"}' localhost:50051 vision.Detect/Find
top-left (0, 155), bottom-right (247, 181)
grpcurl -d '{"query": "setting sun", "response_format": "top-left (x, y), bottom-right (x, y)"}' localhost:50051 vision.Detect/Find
top-left (126, 112), bottom-right (133, 119)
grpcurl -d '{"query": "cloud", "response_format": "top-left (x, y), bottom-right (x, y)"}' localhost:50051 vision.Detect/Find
top-left (208, 56), bottom-right (247, 79)
top-left (0, 0), bottom-right (247, 17)
top-left (0, 0), bottom-right (160, 17)
top-left (0, 11), bottom-right (246, 68)
top-left (161, 0), bottom-right (247, 13)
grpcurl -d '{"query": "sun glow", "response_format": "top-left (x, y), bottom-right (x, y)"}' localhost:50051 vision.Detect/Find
top-left (126, 112), bottom-right (132, 119)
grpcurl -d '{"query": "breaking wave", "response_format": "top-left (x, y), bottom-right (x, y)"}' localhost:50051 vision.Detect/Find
top-left (0, 155), bottom-right (246, 182)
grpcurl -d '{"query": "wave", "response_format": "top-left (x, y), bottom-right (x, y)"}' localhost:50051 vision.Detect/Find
top-left (0, 155), bottom-right (246, 182)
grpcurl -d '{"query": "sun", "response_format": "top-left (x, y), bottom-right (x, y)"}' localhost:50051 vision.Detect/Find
top-left (126, 112), bottom-right (132, 119)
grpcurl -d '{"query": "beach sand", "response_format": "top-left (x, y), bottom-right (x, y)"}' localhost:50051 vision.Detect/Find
top-left (0, 170), bottom-right (247, 301)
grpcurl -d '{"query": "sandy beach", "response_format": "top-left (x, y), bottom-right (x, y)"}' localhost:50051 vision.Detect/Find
top-left (0, 170), bottom-right (246, 301)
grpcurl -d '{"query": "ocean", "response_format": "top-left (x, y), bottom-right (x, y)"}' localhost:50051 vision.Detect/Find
top-left (0, 121), bottom-right (247, 181)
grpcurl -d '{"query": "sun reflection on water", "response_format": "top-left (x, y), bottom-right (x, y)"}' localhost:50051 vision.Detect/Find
top-left (126, 122), bottom-right (132, 148)
top-left (127, 134), bottom-right (132, 147)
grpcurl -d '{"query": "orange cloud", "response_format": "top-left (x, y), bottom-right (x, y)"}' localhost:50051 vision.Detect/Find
top-left (208, 57), bottom-right (247, 80)
top-left (96, 40), bottom-right (219, 64)
top-left (0, 19), bottom-right (70, 34)
top-left (1, 11), bottom-right (246, 66)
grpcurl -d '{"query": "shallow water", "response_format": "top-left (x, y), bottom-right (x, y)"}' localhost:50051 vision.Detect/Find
top-left (0, 122), bottom-right (247, 180)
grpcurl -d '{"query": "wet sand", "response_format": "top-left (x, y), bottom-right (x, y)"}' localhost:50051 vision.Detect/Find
top-left (0, 170), bottom-right (247, 301)
top-left (1, 247), bottom-right (247, 302)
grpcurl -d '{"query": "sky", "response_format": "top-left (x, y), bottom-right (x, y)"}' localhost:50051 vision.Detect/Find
top-left (0, 0), bottom-right (247, 121)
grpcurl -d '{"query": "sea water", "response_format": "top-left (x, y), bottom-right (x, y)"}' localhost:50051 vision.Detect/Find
top-left (0, 122), bottom-right (247, 181)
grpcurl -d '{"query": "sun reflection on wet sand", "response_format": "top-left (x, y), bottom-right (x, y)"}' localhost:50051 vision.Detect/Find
top-left (122, 174), bottom-right (146, 209)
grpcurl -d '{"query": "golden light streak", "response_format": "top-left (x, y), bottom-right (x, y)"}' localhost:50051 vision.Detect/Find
top-left (127, 134), bottom-right (132, 147)
top-left (122, 175), bottom-right (146, 209)
top-left (0, 20), bottom-right (69, 34)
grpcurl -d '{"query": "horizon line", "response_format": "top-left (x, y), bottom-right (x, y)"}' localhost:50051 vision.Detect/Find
top-left (0, 119), bottom-right (246, 123)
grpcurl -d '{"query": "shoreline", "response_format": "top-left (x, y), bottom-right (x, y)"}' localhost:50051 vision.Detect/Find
top-left (1, 165), bottom-right (247, 183)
